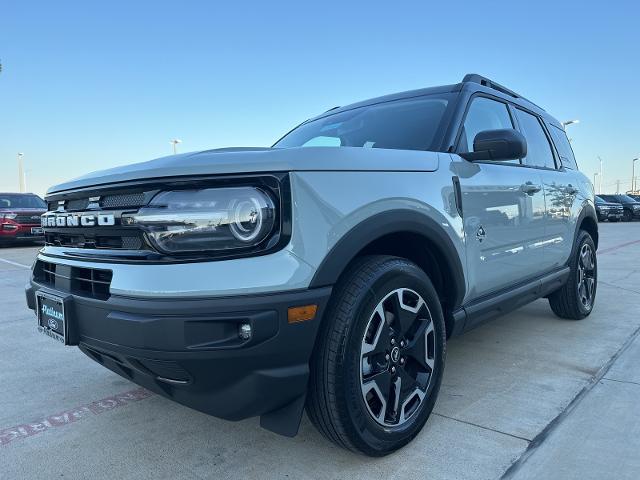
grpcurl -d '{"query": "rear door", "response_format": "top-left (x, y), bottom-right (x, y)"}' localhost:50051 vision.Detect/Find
top-left (454, 95), bottom-right (547, 299)
top-left (513, 109), bottom-right (576, 269)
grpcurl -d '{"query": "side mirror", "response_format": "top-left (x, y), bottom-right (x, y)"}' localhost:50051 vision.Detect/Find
top-left (459, 129), bottom-right (527, 162)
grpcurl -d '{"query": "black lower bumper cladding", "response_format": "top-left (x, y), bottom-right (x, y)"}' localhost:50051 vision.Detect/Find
top-left (26, 281), bottom-right (332, 436)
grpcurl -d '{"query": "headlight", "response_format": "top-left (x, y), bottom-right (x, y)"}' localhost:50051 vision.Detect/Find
top-left (1, 213), bottom-right (17, 221)
top-left (124, 187), bottom-right (276, 254)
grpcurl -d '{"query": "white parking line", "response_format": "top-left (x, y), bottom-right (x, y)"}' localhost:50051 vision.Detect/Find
top-left (0, 258), bottom-right (31, 269)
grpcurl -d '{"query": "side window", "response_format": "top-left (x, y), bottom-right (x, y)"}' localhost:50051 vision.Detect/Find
top-left (514, 109), bottom-right (556, 169)
top-left (549, 125), bottom-right (578, 170)
top-left (460, 97), bottom-right (518, 163)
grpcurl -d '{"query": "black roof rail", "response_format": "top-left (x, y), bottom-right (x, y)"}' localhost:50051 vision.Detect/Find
top-left (462, 73), bottom-right (545, 111)
top-left (462, 74), bottom-right (520, 98)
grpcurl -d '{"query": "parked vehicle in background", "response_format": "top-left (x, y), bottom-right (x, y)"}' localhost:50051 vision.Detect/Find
top-left (628, 194), bottom-right (640, 202)
top-left (598, 194), bottom-right (640, 221)
top-left (0, 193), bottom-right (46, 245)
top-left (26, 74), bottom-right (598, 456)
top-left (595, 195), bottom-right (623, 222)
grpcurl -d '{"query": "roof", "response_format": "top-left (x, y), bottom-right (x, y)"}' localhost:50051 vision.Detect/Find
top-left (308, 73), bottom-right (562, 129)
top-left (309, 82), bottom-right (462, 122)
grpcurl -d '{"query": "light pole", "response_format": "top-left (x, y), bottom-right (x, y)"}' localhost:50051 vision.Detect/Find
top-left (597, 156), bottom-right (604, 194)
top-left (170, 139), bottom-right (182, 155)
top-left (633, 158), bottom-right (639, 194)
top-left (593, 172), bottom-right (599, 194)
top-left (17, 153), bottom-right (25, 193)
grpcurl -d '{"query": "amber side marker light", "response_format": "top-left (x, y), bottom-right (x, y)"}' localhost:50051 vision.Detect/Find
top-left (288, 305), bottom-right (318, 324)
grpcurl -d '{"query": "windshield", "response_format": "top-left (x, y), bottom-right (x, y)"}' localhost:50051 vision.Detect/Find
top-left (0, 194), bottom-right (46, 209)
top-left (274, 94), bottom-right (452, 152)
top-left (595, 196), bottom-right (605, 204)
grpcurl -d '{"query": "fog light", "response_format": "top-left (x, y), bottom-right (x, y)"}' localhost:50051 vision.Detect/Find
top-left (239, 323), bottom-right (252, 340)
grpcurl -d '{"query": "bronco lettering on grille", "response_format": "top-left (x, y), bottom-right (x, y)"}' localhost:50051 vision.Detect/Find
top-left (41, 213), bottom-right (116, 228)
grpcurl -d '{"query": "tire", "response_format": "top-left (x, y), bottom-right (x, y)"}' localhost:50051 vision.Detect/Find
top-left (306, 255), bottom-right (446, 456)
top-left (623, 209), bottom-right (632, 222)
top-left (548, 230), bottom-right (597, 320)
top-left (610, 218), bottom-right (619, 222)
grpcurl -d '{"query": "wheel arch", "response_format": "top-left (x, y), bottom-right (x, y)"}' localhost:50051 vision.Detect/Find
top-left (309, 210), bottom-right (466, 337)
top-left (576, 204), bottom-right (599, 250)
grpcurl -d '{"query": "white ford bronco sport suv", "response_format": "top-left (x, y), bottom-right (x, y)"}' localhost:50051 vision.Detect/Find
top-left (27, 74), bottom-right (598, 456)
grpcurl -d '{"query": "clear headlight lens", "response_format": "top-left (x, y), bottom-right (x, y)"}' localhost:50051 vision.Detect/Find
top-left (125, 187), bottom-right (276, 254)
top-left (1, 213), bottom-right (17, 220)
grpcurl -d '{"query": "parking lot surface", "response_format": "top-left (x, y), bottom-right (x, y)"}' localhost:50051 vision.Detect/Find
top-left (1, 223), bottom-right (639, 479)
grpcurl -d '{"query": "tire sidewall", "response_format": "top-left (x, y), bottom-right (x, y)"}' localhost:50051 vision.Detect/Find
top-left (573, 231), bottom-right (598, 316)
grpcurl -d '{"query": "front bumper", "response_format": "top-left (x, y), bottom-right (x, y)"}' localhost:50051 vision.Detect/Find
top-left (0, 223), bottom-right (44, 241)
top-left (596, 210), bottom-right (623, 221)
top-left (26, 279), bottom-right (332, 429)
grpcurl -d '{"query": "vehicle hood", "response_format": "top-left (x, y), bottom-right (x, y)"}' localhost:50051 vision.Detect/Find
top-left (0, 209), bottom-right (46, 224)
top-left (47, 147), bottom-right (442, 194)
top-left (597, 202), bottom-right (622, 207)
top-left (0, 208), bottom-right (46, 213)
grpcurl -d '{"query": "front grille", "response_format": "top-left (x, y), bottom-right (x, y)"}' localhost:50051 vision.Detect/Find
top-left (50, 192), bottom-right (151, 212)
top-left (45, 232), bottom-right (144, 250)
top-left (14, 215), bottom-right (41, 224)
top-left (100, 193), bottom-right (146, 209)
top-left (33, 260), bottom-right (113, 300)
top-left (45, 189), bottom-right (153, 251)
top-left (65, 198), bottom-right (89, 211)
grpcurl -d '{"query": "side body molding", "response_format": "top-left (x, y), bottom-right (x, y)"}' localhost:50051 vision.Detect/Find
top-left (308, 209), bottom-right (466, 312)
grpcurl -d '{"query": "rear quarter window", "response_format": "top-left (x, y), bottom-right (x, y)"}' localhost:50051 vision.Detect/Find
top-left (549, 125), bottom-right (578, 170)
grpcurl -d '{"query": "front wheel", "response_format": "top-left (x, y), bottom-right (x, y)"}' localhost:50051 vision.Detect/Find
top-left (548, 230), bottom-right (597, 320)
top-left (306, 256), bottom-right (446, 456)
top-left (623, 209), bottom-right (632, 222)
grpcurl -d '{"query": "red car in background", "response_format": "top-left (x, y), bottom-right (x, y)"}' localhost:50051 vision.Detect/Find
top-left (0, 193), bottom-right (47, 245)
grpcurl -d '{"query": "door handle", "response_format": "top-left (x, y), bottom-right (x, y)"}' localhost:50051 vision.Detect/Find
top-left (567, 185), bottom-right (579, 195)
top-left (520, 182), bottom-right (541, 195)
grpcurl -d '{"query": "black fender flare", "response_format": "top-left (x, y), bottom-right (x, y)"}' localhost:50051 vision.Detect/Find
top-left (574, 202), bottom-right (599, 249)
top-left (568, 203), bottom-right (599, 267)
top-left (309, 209), bottom-right (466, 310)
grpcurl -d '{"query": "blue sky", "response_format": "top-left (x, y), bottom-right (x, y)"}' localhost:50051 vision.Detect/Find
top-left (1, 1), bottom-right (639, 196)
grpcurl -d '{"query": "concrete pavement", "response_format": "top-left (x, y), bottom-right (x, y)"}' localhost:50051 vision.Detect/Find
top-left (508, 331), bottom-right (640, 479)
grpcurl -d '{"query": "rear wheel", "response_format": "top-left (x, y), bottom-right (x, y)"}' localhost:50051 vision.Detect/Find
top-left (548, 230), bottom-right (597, 320)
top-left (306, 255), bottom-right (446, 456)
